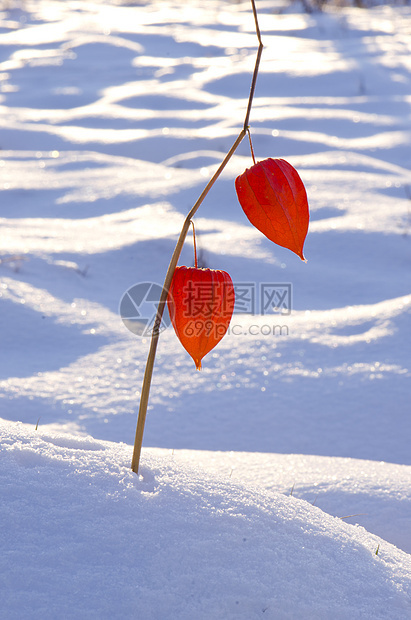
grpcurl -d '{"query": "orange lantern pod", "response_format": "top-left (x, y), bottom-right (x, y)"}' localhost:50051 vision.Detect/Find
top-left (235, 157), bottom-right (309, 260)
top-left (167, 266), bottom-right (235, 370)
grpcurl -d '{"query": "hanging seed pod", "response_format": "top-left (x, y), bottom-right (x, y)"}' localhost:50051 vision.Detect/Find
top-left (167, 266), bottom-right (235, 370)
top-left (235, 157), bottom-right (309, 260)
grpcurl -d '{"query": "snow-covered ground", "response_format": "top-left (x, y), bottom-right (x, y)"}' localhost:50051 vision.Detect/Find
top-left (1, 0), bottom-right (410, 617)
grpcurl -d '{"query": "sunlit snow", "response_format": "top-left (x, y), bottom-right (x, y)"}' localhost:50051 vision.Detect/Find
top-left (1, 0), bottom-right (410, 618)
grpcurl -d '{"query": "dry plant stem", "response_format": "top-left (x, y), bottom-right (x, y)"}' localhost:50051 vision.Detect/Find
top-left (244, 0), bottom-right (263, 131)
top-left (131, 0), bottom-right (263, 473)
top-left (248, 129), bottom-right (257, 165)
top-left (191, 220), bottom-right (198, 268)
top-left (131, 131), bottom-right (245, 473)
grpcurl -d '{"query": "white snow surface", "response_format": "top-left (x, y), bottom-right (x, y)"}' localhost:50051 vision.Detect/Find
top-left (1, 0), bottom-right (411, 618)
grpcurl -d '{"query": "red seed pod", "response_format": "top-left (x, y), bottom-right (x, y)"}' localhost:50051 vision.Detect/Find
top-left (235, 158), bottom-right (309, 260)
top-left (167, 266), bottom-right (235, 370)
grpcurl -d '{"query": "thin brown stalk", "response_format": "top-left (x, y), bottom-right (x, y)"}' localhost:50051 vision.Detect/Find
top-left (247, 128), bottom-right (257, 165)
top-left (131, 0), bottom-right (263, 473)
top-left (191, 221), bottom-right (198, 268)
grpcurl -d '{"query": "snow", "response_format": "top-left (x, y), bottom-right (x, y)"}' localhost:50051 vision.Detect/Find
top-left (2, 421), bottom-right (411, 620)
top-left (1, 0), bottom-right (410, 617)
